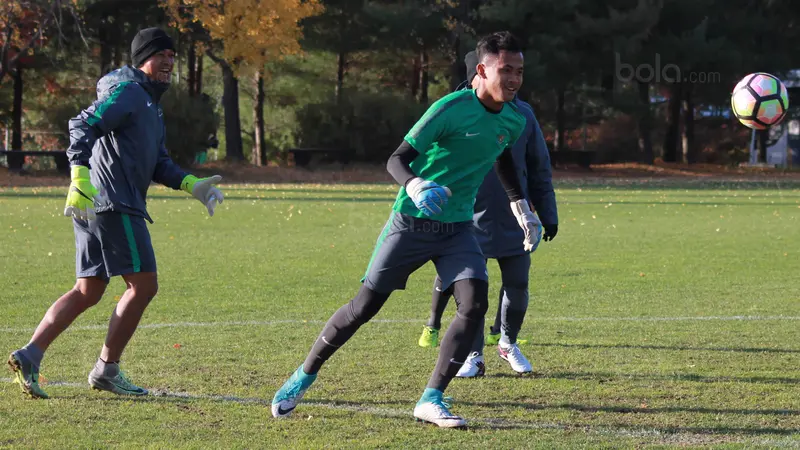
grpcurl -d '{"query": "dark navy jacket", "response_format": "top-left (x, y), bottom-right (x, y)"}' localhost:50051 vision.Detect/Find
top-left (472, 97), bottom-right (558, 258)
top-left (66, 65), bottom-right (187, 223)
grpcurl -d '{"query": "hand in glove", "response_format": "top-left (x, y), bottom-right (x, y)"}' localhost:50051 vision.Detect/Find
top-left (405, 177), bottom-right (452, 216)
top-left (543, 224), bottom-right (558, 241)
top-left (181, 175), bottom-right (224, 217)
top-left (510, 199), bottom-right (543, 252)
top-left (64, 165), bottom-right (101, 221)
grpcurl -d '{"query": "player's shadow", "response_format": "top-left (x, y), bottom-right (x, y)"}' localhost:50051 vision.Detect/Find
top-left (531, 341), bottom-right (800, 354)
top-left (304, 398), bottom-right (799, 435)
top-left (458, 399), bottom-right (799, 417)
top-left (538, 370), bottom-right (799, 385)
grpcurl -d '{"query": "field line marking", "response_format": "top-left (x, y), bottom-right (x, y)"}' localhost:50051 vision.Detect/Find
top-left (1, 316), bottom-right (798, 333)
top-left (1, 378), bottom-right (792, 445)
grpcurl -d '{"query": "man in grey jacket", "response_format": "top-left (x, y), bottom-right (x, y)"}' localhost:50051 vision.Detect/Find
top-left (7, 28), bottom-right (224, 399)
top-left (418, 51), bottom-right (558, 377)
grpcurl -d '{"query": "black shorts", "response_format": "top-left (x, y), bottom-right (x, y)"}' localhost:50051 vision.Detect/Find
top-left (73, 212), bottom-right (157, 280)
top-left (361, 211), bottom-right (488, 293)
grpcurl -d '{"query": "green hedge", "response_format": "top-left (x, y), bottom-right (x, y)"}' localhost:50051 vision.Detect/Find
top-left (294, 90), bottom-right (429, 163)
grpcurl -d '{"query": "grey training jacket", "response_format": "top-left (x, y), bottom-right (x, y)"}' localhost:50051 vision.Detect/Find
top-left (67, 65), bottom-right (187, 223)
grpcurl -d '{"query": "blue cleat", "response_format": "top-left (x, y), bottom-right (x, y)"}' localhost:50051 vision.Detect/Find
top-left (271, 365), bottom-right (317, 418)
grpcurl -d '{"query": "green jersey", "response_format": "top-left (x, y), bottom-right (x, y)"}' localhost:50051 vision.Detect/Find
top-left (393, 89), bottom-right (526, 223)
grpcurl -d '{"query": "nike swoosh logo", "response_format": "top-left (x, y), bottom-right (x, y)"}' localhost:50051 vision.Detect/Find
top-left (277, 404), bottom-right (295, 415)
top-left (449, 358), bottom-right (465, 364)
top-left (466, 132), bottom-right (480, 137)
top-left (147, 102), bottom-right (153, 107)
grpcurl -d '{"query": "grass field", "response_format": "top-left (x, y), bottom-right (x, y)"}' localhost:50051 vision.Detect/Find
top-left (1, 179), bottom-right (798, 448)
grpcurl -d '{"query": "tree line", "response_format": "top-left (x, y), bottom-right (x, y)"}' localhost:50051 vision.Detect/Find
top-left (1, 0), bottom-right (798, 167)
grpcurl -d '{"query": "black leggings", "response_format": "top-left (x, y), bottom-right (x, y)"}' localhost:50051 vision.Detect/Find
top-left (303, 279), bottom-right (488, 392)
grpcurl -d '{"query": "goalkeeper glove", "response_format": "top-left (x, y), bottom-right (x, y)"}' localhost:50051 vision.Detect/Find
top-left (64, 165), bottom-right (100, 221)
top-left (406, 177), bottom-right (451, 216)
top-left (181, 174), bottom-right (224, 217)
top-left (510, 199), bottom-right (543, 252)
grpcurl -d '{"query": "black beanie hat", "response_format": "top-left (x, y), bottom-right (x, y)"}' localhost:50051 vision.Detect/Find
top-left (131, 27), bottom-right (175, 68)
top-left (464, 51), bottom-right (479, 87)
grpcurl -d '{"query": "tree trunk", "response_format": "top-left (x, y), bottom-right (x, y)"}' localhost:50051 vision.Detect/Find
top-left (601, 71), bottom-right (615, 103)
top-left (554, 87), bottom-right (566, 152)
top-left (253, 70), bottom-right (266, 166)
top-left (12, 65), bottom-right (23, 150)
top-left (449, 34), bottom-right (462, 92)
top-left (410, 52), bottom-right (420, 99)
top-left (99, 22), bottom-right (112, 75)
top-left (662, 83), bottom-right (682, 163)
top-left (220, 61), bottom-right (244, 161)
top-left (682, 84), bottom-right (696, 164)
top-left (187, 41), bottom-right (196, 96)
top-left (637, 81), bottom-right (654, 164)
top-left (113, 42), bottom-right (123, 70)
top-left (419, 47), bottom-right (429, 104)
top-left (335, 49), bottom-right (346, 106)
top-left (196, 53), bottom-right (203, 95)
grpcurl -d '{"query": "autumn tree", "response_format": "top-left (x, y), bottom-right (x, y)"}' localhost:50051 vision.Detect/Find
top-left (1, 0), bottom-right (84, 150)
top-left (162, 0), bottom-right (322, 162)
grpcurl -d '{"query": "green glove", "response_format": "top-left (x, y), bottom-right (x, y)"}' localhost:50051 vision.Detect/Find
top-left (64, 165), bottom-right (100, 220)
top-left (181, 174), bottom-right (224, 217)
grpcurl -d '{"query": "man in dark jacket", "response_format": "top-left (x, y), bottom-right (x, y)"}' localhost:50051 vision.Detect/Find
top-left (418, 51), bottom-right (558, 377)
top-left (7, 28), bottom-right (224, 399)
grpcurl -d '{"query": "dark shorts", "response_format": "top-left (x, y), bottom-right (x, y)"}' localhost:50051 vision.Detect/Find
top-left (361, 211), bottom-right (488, 294)
top-left (74, 212), bottom-right (156, 280)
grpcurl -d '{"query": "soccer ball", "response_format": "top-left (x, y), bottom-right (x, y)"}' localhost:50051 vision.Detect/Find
top-left (731, 72), bottom-right (789, 130)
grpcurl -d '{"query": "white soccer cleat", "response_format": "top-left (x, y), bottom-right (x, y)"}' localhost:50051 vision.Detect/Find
top-left (455, 352), bottom-right (485, 378)
top-left (413, 399), bottom-right (467, 428)
top-left (497, 343), bottom-right (533, 374)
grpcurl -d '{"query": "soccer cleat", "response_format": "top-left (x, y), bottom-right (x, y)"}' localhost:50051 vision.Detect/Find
top-left (486, 330), bottom-right (528, 347)
top-left (7, 351), bottom-right (48, 399)
top-left (455, 352), bottom-right (485, 378)
top-left (418, 326), bottom-right (440, 348)
top-left (497, 343), bottom-right (533, 374)
top-left (414, 389), bottom-right (466, 428)
top-left (485, 331), bottom-right (501, 346)
top-left (486, 331), bottom-right (528, 346)
top-left (88, 361), bottom-right (148, 396)
top-left (271, 365), bottom-right (317, 418)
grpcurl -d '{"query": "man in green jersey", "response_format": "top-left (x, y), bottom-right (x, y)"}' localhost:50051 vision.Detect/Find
top-left (271, 31), bottom-right (540, 428)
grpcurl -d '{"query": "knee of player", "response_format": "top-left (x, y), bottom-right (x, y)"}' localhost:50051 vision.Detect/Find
top-left (126, 275), bottom-right (159, 301)
top-left (502, 280), bottom-right (529, 292)
top-left (460, 296), bottom-right (488, 320)
top-left (347, 286), bottom-right (389, 323)
top-left (74, 278), bottom-right (108, 306)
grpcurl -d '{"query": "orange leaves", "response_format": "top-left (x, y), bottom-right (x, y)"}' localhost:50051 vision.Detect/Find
top-left (162, 0), bottom-right (323, 74)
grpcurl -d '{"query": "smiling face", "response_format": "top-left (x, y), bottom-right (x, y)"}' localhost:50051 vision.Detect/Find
top-left (476, 50), bottom-right (524, 107)
top-left (139, 49), bottom-right (175, 84)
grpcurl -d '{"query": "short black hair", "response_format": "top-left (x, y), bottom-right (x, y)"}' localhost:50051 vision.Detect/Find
top-left (476, 31), bottom-right (522, 63)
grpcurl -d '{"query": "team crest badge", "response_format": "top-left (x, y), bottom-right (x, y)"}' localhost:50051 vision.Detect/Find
top-left (497, 134), bottom-right (506, 146)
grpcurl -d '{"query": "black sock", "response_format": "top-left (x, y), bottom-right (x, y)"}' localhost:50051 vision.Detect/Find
top-left (303, 285), bottom-right (390, 375)
top-left (427, 278), bottom-right (488, 392)
top-left (427, 276), bottom-right (453, 329)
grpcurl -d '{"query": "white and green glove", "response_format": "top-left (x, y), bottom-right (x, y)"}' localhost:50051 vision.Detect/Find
top-left (510, 199), bottom-right (543, 252)
top-left (64, 165), bottom-right (100, 220)
top-left (181, 174), bottom-right (224, 217)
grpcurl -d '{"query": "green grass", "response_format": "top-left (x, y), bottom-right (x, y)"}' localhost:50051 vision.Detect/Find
top-left (0, 180), bottom-right (798, 449)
